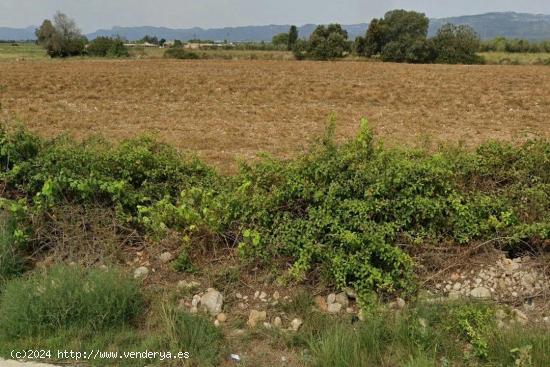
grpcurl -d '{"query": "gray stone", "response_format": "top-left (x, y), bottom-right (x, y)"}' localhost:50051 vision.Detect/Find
top-left (201, 289), bottom-right (224, 316)
top-left (133, 266), bottom-right (149, 279)
top-left (327, 293), bottom-right (336, 304)
top-left (290, 318), bottom-right (303, 331)
top-left (159, 252), bottom-right (174, 263)
top-left (272, 316), bottom-right (282, 328)
top-left (470, 287), bottom-right (491, 299)
top-left (247, 310), bottom-right (267, 327)
top-left (327, 302), bottom-right (342, 314)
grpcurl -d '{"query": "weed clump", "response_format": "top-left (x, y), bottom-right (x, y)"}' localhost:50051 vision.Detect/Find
top-left (0, 265), bottom-right (144, 338)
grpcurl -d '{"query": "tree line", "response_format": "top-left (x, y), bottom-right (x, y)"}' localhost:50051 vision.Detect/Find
top-left (274, 10), bottom-right (483, 63)
top-left (35, 10), bottom-right (550, 63)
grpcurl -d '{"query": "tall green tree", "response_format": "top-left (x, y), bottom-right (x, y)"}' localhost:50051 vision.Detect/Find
top-left (432, 24), bottom-right (481, 64)
top-left (288, 25), bottom-right (299, 50)
top-left (300, 24), bottom-right (350, 60)
top-left (363, 10), bottom-right (429, 61)
top-left (35, 12), bottom-right (86, 57)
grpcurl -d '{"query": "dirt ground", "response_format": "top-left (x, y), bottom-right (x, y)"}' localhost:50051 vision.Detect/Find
top-left (1, 59), bottom-right (549, 172)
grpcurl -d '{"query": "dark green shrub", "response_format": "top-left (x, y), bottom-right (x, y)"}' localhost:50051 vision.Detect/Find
top-left (294, 24), bottom-right (351, 60)
top-left (163, 48), bottom-right (200, 60)
top-left (87, 37), bottom-right (129, 57)
top-left (433, 24), bottom-right (482, 64)
top-left (0, 265), bottom-right (143, 338)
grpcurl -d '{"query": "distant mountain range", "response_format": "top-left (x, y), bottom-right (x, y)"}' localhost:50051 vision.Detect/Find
top-left (2, 12), bottom-right (550, 42)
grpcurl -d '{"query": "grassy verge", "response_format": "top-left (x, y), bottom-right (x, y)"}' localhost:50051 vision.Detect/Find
top-left (1, 122), bottom-right (548, 301)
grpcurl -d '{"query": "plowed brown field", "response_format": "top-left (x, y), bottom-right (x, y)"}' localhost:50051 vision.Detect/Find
top-left (1, 59), bottom-right (549, 171)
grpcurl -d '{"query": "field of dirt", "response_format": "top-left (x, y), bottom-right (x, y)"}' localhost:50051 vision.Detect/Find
top-left (1, 59), bottom-right (549, 171)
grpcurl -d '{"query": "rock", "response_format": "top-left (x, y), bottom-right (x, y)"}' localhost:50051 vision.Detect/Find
top-left (327, 302), bottom-right (342, 314)
top-left (395, 297), bottom-right (406, 309)
top-left (273, 291), bottom-right (280, 300)
top-left (201, 289), bottom-right (224, 316)
top-left (335, 292), bottom-right (349, 308)
top-left (259, 291), bottom-right (267, 300)
top-left (178, 280), bottom-right (200, 290)
top-left (272, 316), bottom-right (282, 328)
top-left (344, 287), bottom-right (357, 299)
top-left (189, 306), bottom-right (198, 314)
top-left (159, 252), bottom-right (174, 263)
top-left (453, 282), bottom-right (461, 291)
top-left (214, 319), bottom-right (220, 327)
top-left (450, 272), bottom-right (460, 281)
top-left (290, 318), bottom-right (303, 331)
top-left (314, 296), bottom-right (328, 312)
top-left (470, 287), bottom-right (491, 299)
top-left (237, 302), bottom-right (248, 310)
top-left (247, 310), bottom-right (267, 328)
top-left (327, 293), bottom-right (336, 304)
top-left (346, 307), bottom-right (354, 314)
top-left (500, 259), bottom-right (519, 273)
top-left (543, 316), bottom-right (549, 324)
top-left (216, 313), bottom-right (227, 323)
top-left (229, 354), bottom-right (241, 362)
top-left (254, 291), bottom-right (260, 299)
top-left (192, 295), bottom-right (201, 307)
top-left (263, 322), bottom-right (272, 329)
top-left (133, 266), bottom-right (149, 279)
top-left (235, 292), bottom-right (243, 299)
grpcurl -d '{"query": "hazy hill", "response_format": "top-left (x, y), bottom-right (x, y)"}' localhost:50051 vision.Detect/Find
top-left (2, 12), bottom-right (550, 42)
top-left (0, 26), bottom-right (36, 41)
top-left (428, 12), bottom-right (550, 40)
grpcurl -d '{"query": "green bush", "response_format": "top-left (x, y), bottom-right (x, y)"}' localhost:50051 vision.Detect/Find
top-left (432, 24), bottom-right (482, 64)
top-left (163, 48), bottom-right (200, 60)
top-left (0, 265), bottom-right (143, 338)
top-left (293, 24), bottom-right (351, 60)
top-left (87, 37), bottom-right (129, 57)
top-left (0, 131), bottom-right (215, 217)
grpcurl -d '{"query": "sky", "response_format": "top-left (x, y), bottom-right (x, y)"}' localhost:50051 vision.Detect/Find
top-left (1, 0), bottom-right (550, 32)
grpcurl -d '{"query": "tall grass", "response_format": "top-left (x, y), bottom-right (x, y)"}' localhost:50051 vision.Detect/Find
top-left (0, 265), bottom-right (144, 338)
top-left (306, 301), bottom-right (548, 367)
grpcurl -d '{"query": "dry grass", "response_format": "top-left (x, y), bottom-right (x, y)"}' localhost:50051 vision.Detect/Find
top-left (1, 59), bottom-right (549, 172)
